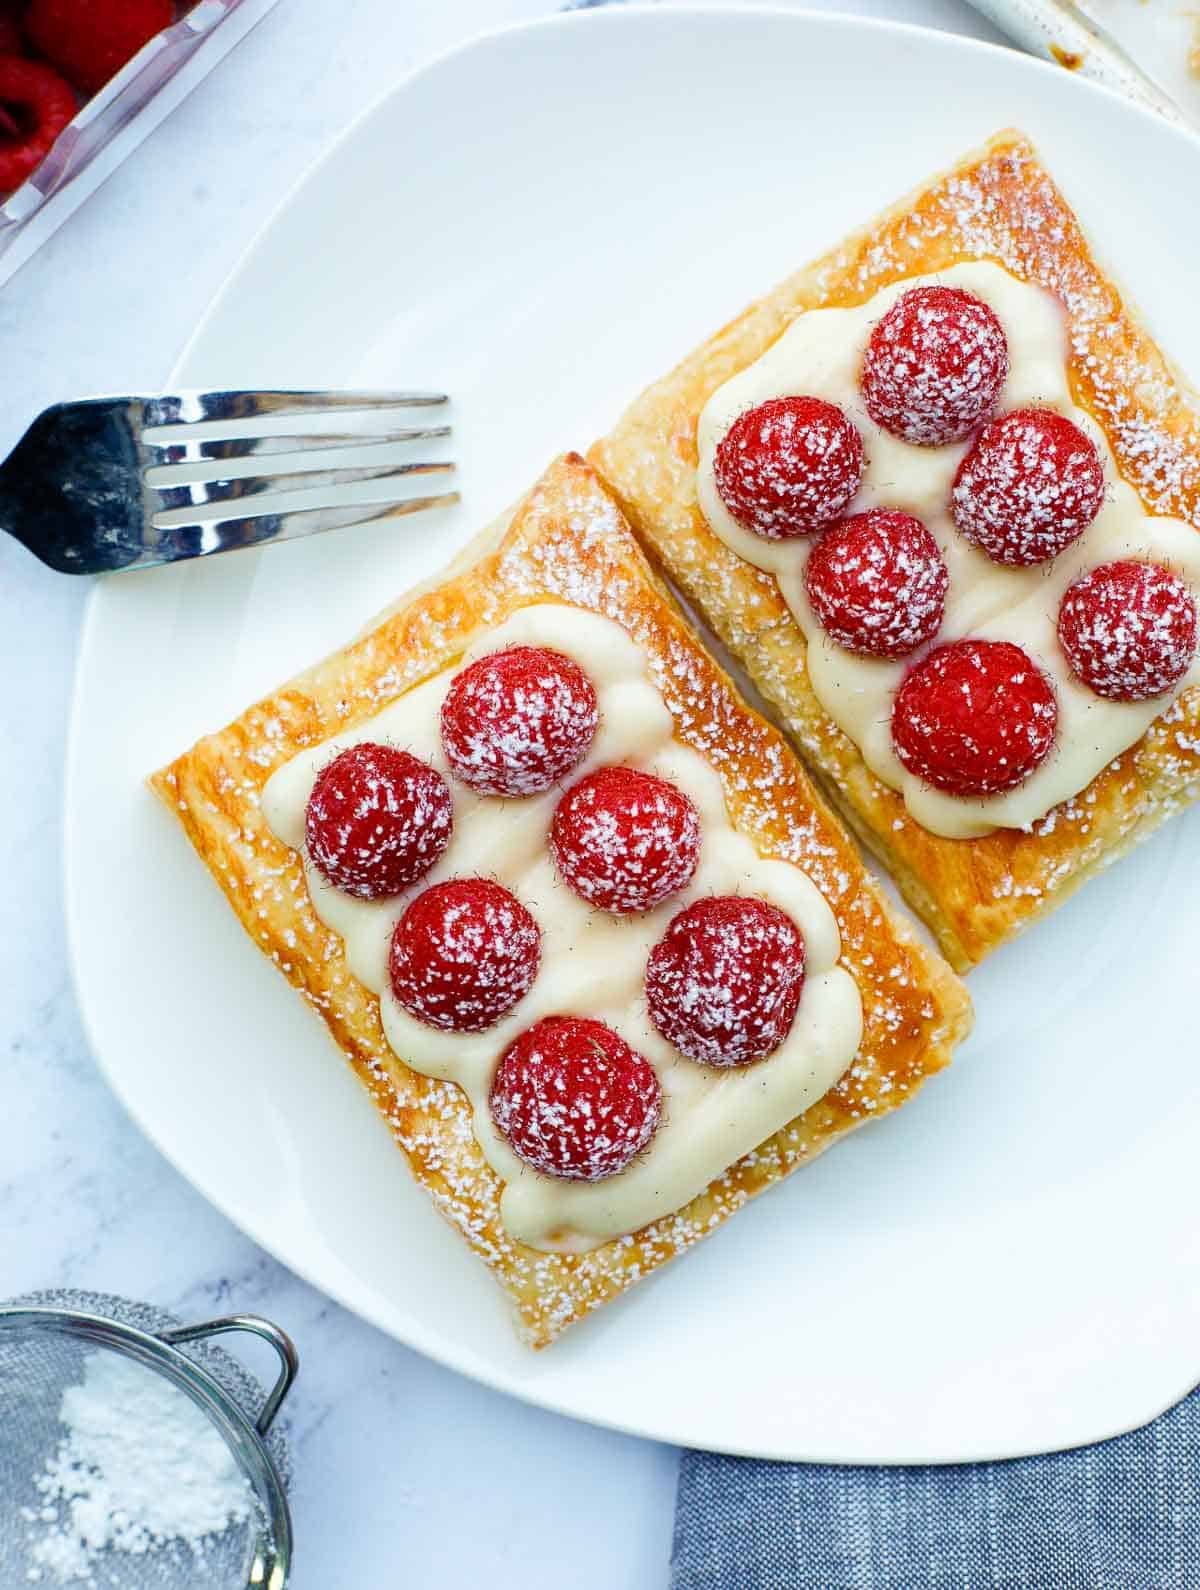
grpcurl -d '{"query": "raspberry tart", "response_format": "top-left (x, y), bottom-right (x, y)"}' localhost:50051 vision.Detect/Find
top-left (592, 130), bottom-right (1200, 970)
top-left (153, 456), bottom-right (969, 1346)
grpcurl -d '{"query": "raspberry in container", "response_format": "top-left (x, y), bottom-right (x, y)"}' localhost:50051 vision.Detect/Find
top-left (0, 0), bottom-right (282, 286)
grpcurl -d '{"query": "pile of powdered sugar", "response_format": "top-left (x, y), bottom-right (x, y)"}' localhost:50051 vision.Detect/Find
top-left (22, 1350), bottom-right (253, 1585)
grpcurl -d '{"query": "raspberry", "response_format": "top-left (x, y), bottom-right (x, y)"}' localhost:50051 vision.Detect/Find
top-left (490, 1016), bottom-right (661, 1181)
top-left (952, 407), bottom-right (1105, 567)
top-left (0, 20), bottom-right (23, 52)
top-left (1058, 561), bottom-right (1197, 702)
top-left (550, 766), bottom-right (701, 915)
top-left (892, 640), bottom-right (1057, 797)
top-left (0, 57), bottom-right (75, 193)
top-left (646, 896), bottom-right (806, 1067)
top-left (861, 286), bottom-right (1008, 446)
top-left (389, 879), bottom-right (540, 1033)
top-left (305, 743), bottom-right (452, 900)
top-left (804, 510), bottom-right (948, 659)
top-left (714, 396), bottom-right (865, 539)
top-left (440, 644), bottom-right (598, 797)
top-left (27, 0), bottom-right (173, 97)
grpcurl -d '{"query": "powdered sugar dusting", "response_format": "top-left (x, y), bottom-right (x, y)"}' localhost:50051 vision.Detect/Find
top-left (893, 639), bottom-right (1058, 796)
top-left (491, 1016), bottom-right (661, 1181)
top-left (952, 407), bottom-right (1105, 565)
top-left (550, 765), bottom-right (701, 914)
top-left (389, 878), bottom-right (541, 1033)
top-left (646, 895), bottom-right (806, 1066)
top-left (440, 644), bottom-right (598, 795)
top-left (306, 742), bottom-right (452, 898)
top-left (1059, 559), bottom-right (1197, 701)
top-left (805, 509), bottom-right (948, 658)
top-left (862, 284), bottom-right (1008, 445)
top-left (714, 396), bottom-right (864, 538)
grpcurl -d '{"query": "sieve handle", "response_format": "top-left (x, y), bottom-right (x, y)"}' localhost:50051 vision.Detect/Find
top-left (161, 1314), bottom-right (299, 1435)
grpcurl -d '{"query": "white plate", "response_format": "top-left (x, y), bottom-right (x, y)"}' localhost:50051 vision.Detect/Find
top-left (65, 6), bottom-right (1200, 1463)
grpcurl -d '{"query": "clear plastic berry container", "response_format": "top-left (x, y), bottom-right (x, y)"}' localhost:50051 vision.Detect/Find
top-left (0, 0), bottom-right (282, 287)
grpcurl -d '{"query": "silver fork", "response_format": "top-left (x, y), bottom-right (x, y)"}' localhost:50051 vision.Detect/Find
top-left (0, 389), bottom-right (458, 575)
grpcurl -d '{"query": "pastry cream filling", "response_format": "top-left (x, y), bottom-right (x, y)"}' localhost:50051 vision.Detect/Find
top-left (263, 605), bottom-right (863, 1253)
top-left (696, 262), bottom-right (1200, 840)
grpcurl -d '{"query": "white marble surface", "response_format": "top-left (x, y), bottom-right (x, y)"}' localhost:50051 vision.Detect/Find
top-left (1, 1), bottom-right (1193, 1584)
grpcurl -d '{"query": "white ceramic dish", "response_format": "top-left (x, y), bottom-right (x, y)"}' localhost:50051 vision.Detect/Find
top-left (65, 6), bottom-right (1200, 1462)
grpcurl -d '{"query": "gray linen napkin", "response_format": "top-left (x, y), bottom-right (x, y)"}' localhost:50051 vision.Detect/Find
top-left (672, 1386), bottom-right (1200, 1588)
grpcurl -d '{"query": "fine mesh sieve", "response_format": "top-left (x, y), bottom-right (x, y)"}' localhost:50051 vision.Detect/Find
top-left (0, 1290), bottom-right (296, 1590)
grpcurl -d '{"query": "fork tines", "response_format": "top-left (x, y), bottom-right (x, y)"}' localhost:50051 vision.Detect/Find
top-left (141, 390), bottom-right (458, 558)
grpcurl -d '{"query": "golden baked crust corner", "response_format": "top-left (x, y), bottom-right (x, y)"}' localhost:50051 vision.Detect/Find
top-left (589, 129), bottom-right (1200, 971)
top-left (150, 452), bottom-right (971, 1346)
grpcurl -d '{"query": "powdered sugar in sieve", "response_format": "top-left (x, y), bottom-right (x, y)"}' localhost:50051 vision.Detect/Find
top-left (0, 1291), bottom-right (295, 1590)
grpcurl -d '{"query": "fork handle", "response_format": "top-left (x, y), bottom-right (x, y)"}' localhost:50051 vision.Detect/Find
top-left (0, 475), bottom-right (142, 575)
top-left (1, 401), bottom-right (146, 574)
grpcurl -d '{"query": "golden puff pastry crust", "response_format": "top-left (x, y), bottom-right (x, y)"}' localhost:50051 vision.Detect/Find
top-left (590, 129), bottom-right (1200, 972)
top-left (151, 454), bottom-right (971, 1347)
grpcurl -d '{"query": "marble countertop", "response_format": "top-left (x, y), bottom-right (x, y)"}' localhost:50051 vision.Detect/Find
top-left (1, 1), bottom-right (1193, 1583)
